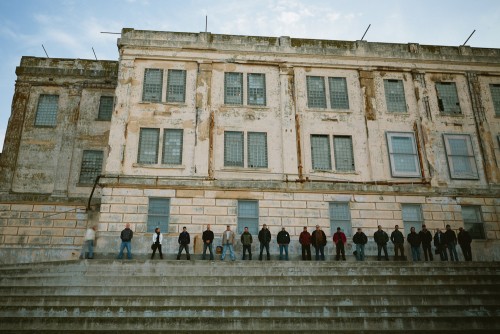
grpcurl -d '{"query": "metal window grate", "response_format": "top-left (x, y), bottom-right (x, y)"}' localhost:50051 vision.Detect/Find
top-left (387, 132), bottom-right (420, 177)
top-left (247, 73), bottom-right (266, 106)
top-left (444, 134), bottom-right (478, 179)
top-left (224, 72), bottom-right (243, 105)
top-left (384, 79), bottom-right (407, 113)
top-left (224, 131), bottom-right (244, 166)
top-left (166, 69), bottom-right (186, 103)
top-left (436, 82), bottom-right (461, 115)
top-left (97, 96), bottom-right (113, 121)
top-left (333, 136), bottom-right (354, 171)
top-left (147, 198), bottom-right (170, 233)
top-left (138, 128), bottom-right (159, 164)
top-left (329, 77), bottom-right (349, 109)
top-left (79, 150), bottom-right (103, 184)
top-left (311, 135), bottom-right (332, 170)
top-left (162, 129), bottom-right (183, 165)
top-left (142, 69), bottom-right (163, 102)
top-left (247, 132), bottom-right (268, 168)
top-left (329, 202), bottom-right (352, 237)
top-left (306, 76), bottom-right (327, 108)
top-left (461, 206), bottom-right (485, 239)
top-left (490, 84), bottom-right (500, 116)
top-left (35, 94), bottom-right (59, 126)
top-left (237, 200), bottom-right (259, 235)
top-left (402, 204), bottom-right (423, 234)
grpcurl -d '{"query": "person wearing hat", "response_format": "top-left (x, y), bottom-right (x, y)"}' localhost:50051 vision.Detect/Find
top-left (333, 227), bottom-right (347, 261)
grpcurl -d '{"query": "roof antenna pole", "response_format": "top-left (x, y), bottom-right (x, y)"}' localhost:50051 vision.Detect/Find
top-left (461, 29), bottom-right (476, 46)
top-left (205, 15), bottom-right (208, 33)
top-left (92, 47), bottom-right (98, 60)
top-left (42, 44), bottom-right (49, 58)
top-left (360, 24), bottom-right (371, 41)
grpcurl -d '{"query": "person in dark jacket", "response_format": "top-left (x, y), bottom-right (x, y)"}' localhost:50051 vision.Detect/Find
top-left (333, 227), bottom-right (347, 261)
top-left (277, 227), bottom-right (290, 261)
top-left (352, 228), bottom-right (368, 261)
top-left (458, 227), bottom-right (473, 261)
top-left (434, 228), bottom-right (448, 261)
top-left (407, 227), bottom-right (421, 261)
top-left (445, 224), bottom-right (459, 261)
top-left (390, 225), bottom-right (405, 261)
top-left (241, 227), bottom-right (253, 260)
top-left (117, 223), bottom-right (133, 260)
top-left (258, 224), bottom-right (271, 261)
top-left (418, 225), bottom-right (433, 261)
top-left (202, 224), bottom-right (214, 260)
top-left (373, 225), bottom-right (389, 261)
top-left (311, 225), bottom-right (327, 261)
top-left (299, 227), bottom-right (312, 260)
top-left (177, 226), bottom-right (191, 260)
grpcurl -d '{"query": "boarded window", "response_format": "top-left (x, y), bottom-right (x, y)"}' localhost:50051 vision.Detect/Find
top-left (436, 82), bottom-right (461, 115)
top-left (79, 150), bottom-right (103, 184)
top-left (142, 69), bottom-right (163, 102)
top-left (306, 76), bottom-right (327, 108)
top-left (97, 96), bottom-right (113, 121)
top-left (443, 134), bottom-right (479, 179)
top-left (384, 79), bottom-right (407, 113)
top-left (386, 132), bottom-right (421, 177)
top-left (311, 135), bottom-right (332, 170)
top-left (138, 128), bottom-right (159, 164)
top-left (147, 198), bottom-right (170, 233)
top-left (166, 69), bottom-right (186, 103)
top-left (162, 129), bottom-right (183, 165)
top-left (224, 131), bottom-right (244, 167)
top-left (35, 94), bottom-right (59, 126)
top-left (224, 72), bottom-right (243, 105)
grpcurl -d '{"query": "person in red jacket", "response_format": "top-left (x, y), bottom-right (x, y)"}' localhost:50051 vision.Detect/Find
top-left (333, 227), bottom-right (347, 261)
top-left (299, 226), bottom-right (312, 260)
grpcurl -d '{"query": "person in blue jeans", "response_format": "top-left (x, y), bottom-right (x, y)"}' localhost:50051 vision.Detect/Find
top-left (117, 223), bottom-right (133, 259)
top-left (352, 228), bottom-right (367, 261)
top-left (221, 225), bottom-right (236, 261)
top-left (80, 226), bottom-right (96, 259)
top-left (445, 224), bottom-right (459, 261)
top-left (277, 227), bottom-right (290, 260)
top-left (407, 227), bottom-right (421, 261)
top-left (311, 225), bottom-right (327, 261)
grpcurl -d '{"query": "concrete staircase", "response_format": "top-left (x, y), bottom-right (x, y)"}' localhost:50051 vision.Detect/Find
top-left (0, 260), bottom-right (499, 333)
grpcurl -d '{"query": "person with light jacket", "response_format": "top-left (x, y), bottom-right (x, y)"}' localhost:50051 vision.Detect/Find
top-left (151, 227), bottom-right (163, 259)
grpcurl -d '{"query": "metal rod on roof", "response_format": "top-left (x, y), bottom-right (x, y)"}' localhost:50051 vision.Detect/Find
top-left (361, 24), bottom-right (371, 41)
top-left (42, 44), bottom-right (49, 58)
top-left (92, 47), bottom-right (98, 60)
top-left (100, 32), bottom-right (121, 34)
top-left (205, 15), bottom-right (208, 33)
top-left (462, 29), bottom-right (476, 46)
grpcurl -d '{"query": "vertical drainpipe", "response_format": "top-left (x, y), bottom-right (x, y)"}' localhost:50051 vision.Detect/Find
top-left (295, 113), bottom-right (303, 181)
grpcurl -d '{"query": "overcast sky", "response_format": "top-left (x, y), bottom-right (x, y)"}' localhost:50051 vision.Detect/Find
top-left (1, 0), bottom-right (499, 152)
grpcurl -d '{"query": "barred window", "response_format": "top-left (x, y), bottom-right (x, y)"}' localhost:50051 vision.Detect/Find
top-left (224, 72), bottom-right (243, 105)
top-left (138, 128), bottom-right (159, 164)
top-left (329, 202), bottom-right (352, 237)
top-left (311, 135), bottom-right (332, 170)
top-left (384, 79), bottom-right (407, 113)
top-left (147, 198), bottom-right (170, 233)
top-left (35, 94), bottom-right (59, 126)
top-left (224, 131), bottom-right (244, 167)
top-left (333, 136), bottom-right (354, 171)
top-left (166, 69), bottom-right (186, 103)
top-left (490, 84), bottom-right (500, 117)
top-left (443, 134), bottom-right (478, 179)
top-left (386, 132), bottom-right (421, 177)
top-left (247, 73), bottom-right (266, 106)
top-left (306, 76), bottom-right (327, 108)
top-left (162, 129), bottom-right (183, 165)
top-left (461, 206), bottom-right (485, 239)
top-left (97, 96), bottom-right (113, 121)
top-left (247, 132), bottom-right (268, 168)
top-left (402, 204), bottom-right (424, 234)
top-left (78, 150), bottom-right (103, 184)
top-left (237, 200), bottom-right (259, 235)
top-left (329, 77), bottom-right (349, 109)
top-left (142, 69), bottom-right (163, 102)
top-left (436, 82), bottom-right (461, 115)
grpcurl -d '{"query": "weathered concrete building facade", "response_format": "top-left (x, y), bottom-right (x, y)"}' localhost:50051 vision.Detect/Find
top-left (1, 28), bottom-right (499, 263)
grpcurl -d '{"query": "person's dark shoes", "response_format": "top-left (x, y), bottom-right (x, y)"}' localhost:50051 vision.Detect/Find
top-left (187, 255), bottom-right (191, 260)
top-left (176, 256), bottom-right (180, 260)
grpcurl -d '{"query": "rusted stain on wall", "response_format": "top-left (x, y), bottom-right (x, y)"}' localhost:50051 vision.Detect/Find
top-left (359, 70), bottom-right (376, 120)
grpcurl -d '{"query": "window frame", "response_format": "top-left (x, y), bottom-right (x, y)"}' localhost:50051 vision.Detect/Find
top-left (333, 135), bottom-right (355, 172)
top-left (443, 134), bottom-right (479, 180)
top-left (329, 202), bottom-right (352, 237)
top-left (147, 197), bottom-right (170, 233)
top-left (162, 129), bottom-right (183, 165)
top-left (137, 128), bottom-right (160, 164)
top-left (237, 200), bottom-right (259, 235)
top-left (224, 131), bottom-right (245, 167)
top-left (306, 76), bottom-right (327, 108)
top-left (142, 68), bottom-right (163, 102)
top-left (386, 132), bottom-right (421, 178)
top-left (384, 79), bottom-right (407, 113)
top-left (489, 84), bottom-right (500, 117)
top-left (311, 134), bottom-right (332, 171)
top-left (328, 77), bottom-right (350, 109)
top-left (34, 94), bottom-right (59, 127)
top-left (461, 205), bottom-right (485, 240)
top-left (97, 96), bottom-right (114, 121)
top-left (224, 72), bottom-right (244, 105)
top-left (166, 69), bottom-right (187, 103)
top-left (247, 132), bottom-right (268, 168)
top-left (247, 73), bottom-right (266, 106)
top-left (435, 82), bottom-right (462, 115)
top-left (401, 204), bottom-right (424, 234)
top-left (78, 150), bottom-right (103, 185)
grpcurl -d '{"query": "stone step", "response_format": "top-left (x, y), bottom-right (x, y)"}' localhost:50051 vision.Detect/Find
top-left (0, 284), bottom-right (498, 296)
top-left (1, 295), bottom-right (498, 307)
top-left (0, 274), bottom-right (497, 287)
top-left (1, 305), bottom-right (499, 318)
top-left (1, 316), bottom-right (499, 332)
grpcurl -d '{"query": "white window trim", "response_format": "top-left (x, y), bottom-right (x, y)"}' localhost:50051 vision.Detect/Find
top-left (386, 132), bottom-right (421, 178)
top-left (443, 134), bottom-right (479, 180)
